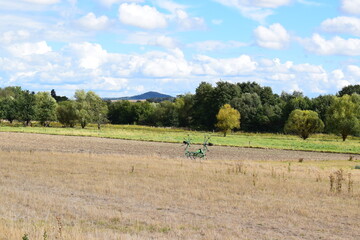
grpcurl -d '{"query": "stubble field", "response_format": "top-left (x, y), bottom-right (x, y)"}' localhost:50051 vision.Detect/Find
top-left (0, 132), bottom-right (360, 239)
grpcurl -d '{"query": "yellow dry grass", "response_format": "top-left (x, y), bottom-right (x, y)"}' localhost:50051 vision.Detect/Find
top-left (0, 150), bottom-right (359, 240)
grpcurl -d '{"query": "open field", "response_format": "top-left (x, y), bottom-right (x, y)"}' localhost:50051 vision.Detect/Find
top-left (1, 123), bottom-right (360, 154)
top-left (1, 133), bottom-right (360, 239)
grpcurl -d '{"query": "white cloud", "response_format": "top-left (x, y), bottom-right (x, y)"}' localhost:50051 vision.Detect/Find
top-left (341, 0), bottom-right (360, 15)
top-left (99, 0), bottom-right (144, 7)
top-left (154, 0), bottom-right (187, 12)
top-left (212, 19), bottom-right (223, 25)
top-left (77, 12), bottom-right (110, 31)
top-left (7, 41), bottom-right (52, 57)
top-left (68, 42), bottom-right (109, 69)
top-left (254, 23), bottom-right (290, 49)
top-left (188, 40), bottom-right (247, 52)
top-left (329, 65), bottom-right (360, 89)
top-left (118, 3), bottom-right (167, 29)
top-left (124, 32), bottom-right (177, 49)
top-left (301, 34), bottom-right (360, 56)
top-left (214, 0), bottom-right (291, 22)
top-left (174, 9), bottom-right (206, 30)
top-left (0, 30), bottom-right (30, 44)
top-left (193, 55), bottom-right (257, 76)
top-left (21, 0), bottom-right (60, 4)
top-left (321, 16), bottom-right (360, 37)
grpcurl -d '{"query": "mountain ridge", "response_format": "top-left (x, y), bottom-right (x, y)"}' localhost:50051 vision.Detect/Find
top-left (104, 91), bottom-right (173, 101)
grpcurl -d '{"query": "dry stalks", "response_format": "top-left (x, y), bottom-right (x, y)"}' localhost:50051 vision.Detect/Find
top-left (0, 150), bottom-right (359, 240)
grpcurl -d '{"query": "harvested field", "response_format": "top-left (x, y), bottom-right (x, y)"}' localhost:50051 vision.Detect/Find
top-left (0, 132), bottom-right (357, 161)
top-left (0, 132), bottom-right (360, 240)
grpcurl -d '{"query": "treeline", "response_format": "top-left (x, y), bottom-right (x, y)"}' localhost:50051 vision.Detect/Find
top-left (1, 82), bottom-right (360, 137)
top-left (0, 87), bottom-right (107, 129)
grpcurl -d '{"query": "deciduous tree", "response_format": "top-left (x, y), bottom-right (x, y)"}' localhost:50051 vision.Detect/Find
top-left (326, 94), bottom-right (360, 141)
top-left (284, 109), bottom-right (324, 140)
top-left (35, 91), bottom-right (57, 126)
top-left (216, 104), bottom-right (240, 137)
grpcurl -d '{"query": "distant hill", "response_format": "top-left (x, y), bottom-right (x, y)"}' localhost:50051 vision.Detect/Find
top-left (104, 91), bottom-right (174, 102)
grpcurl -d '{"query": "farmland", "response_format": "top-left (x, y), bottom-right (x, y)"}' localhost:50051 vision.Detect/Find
top-left (1, 123), bottom-right (360, 154)
top-left (0, 132), bottom-right (360, 239)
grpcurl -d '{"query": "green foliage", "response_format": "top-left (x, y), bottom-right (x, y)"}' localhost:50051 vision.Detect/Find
top-left (56, 101), bottom-right (78, 127)
top-left (74, 90), bottom-right (108, 129)
top-left (337, 84), bottom-right (360, 97)
top-left (285, 109), bottom-right (324, 140)
top-left (192, 82), bottom-right (215, 130)
top-left (216, 104), bottom-right (240, 137)
top-left (17, 90), bottom-right (36, 126)
top-left (311, 95), bottom-right (335, 124)
top-left (35, 91), bottom-right (57, 126)
top-left (50, 89), bottom-right (68, 103)
top-left (326, 94), bottom-right (360, 141)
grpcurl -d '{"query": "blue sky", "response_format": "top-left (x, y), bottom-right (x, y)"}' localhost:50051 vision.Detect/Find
top-left (0, 0), bottom-right (360, 98)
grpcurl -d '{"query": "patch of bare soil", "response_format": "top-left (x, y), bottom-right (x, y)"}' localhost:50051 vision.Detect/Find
top-left (0, 132), bottom-right (355, 161)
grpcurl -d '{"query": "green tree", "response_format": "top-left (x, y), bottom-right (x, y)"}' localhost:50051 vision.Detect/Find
top-left (17, 90), bottom-right (36, 126)
top-left (35, 91), bottom-right (57, 126)
top-left (74, 90), bottom-right (108, 129)
top-left (0, 87), bottom-right (22, 123)
top-left (50, 89), bottom-right (69, 103)
top-left (75, 90), bottom-right (92, 128)
top-left (192, 82), bottom-right (215, 130)
top-left (231, 93), bottom-right (262, 131)
top-left (56, 101), bottom-right (78, 127)
top-left (0, 97), bottom-right (17, 123)
top-left (86, 91), bottom-right (108, 129)
top-left (108, 100), bottom-right (134, 124)
top-left (216, 104), bottom-right (240, 137)
top-left (311, 95), bottom-right (335, 125)
top-left (284, 109), bottom-right (324, 140)
top-left (326, 94), bottom-right (360, 141)
top-left (337, 84), bottom-right (360, 97)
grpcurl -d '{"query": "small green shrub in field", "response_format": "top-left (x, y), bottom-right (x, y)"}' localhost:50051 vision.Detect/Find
top-left (22, 233), bottom-right (29, 240)
top-left (355, 165), bottom-right (360, 169)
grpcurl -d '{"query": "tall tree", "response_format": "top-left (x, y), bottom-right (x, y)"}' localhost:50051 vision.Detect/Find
top-left (192, 82), bottom-right (215, 130)
top-left (17, 90), bottom-right (36, 126)
top-left (35, 91), bottom-right (57, 126)
top-left (86, 91), bottom-right (108, 129)
top-left (326, 94), bottom-right (360, 141)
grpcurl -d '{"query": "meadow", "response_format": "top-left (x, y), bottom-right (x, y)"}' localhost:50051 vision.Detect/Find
top-left (1, 149), bottom-right (360, 240)
top-left (1, 123), bottom-right (360, 154)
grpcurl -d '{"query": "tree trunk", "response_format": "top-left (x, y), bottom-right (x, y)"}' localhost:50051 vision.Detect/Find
top-left (98, 122), bottom-right (101, 130)
top-left (342, 134), bottom-right (347, 141)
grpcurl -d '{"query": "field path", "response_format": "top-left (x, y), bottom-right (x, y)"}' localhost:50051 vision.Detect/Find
top-left (0, 132), bottom-right (356, 161)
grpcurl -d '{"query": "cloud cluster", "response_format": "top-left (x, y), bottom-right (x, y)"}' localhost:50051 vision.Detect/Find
top-left (77, 12), bottom-right (110, 31)
top-left (321, 16), bottom-right (360, 37)
top-left (301, 34), bottom-right (360, 56)
top-left (254, 23), bottom-right (290, 49)
top-left (118, 3), bottom-right (168, 29)
top-left (214, 0), bottom-right (291, 22)
top-left (0, 39), bottom-right (356, 97)
top-left (341, 0), bottom-right (360, 15)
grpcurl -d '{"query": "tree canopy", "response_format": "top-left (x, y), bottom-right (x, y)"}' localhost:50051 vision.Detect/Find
top-left (216, 104), bottom-right (240, 137)
top-left (284, 109), bottom-right (324, 140)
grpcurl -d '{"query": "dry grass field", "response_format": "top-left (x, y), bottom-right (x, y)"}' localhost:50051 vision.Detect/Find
top-left (0, 133), bottom-right (360, 239)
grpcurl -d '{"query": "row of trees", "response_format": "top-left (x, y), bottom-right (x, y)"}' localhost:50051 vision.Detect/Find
top-left (0, 87), bottom-right (107, 129)
top-left (0, 82), bottom-right (359, 140)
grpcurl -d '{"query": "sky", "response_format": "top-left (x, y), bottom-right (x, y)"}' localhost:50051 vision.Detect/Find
top-left (0, 0), bottom-right (360, 98)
